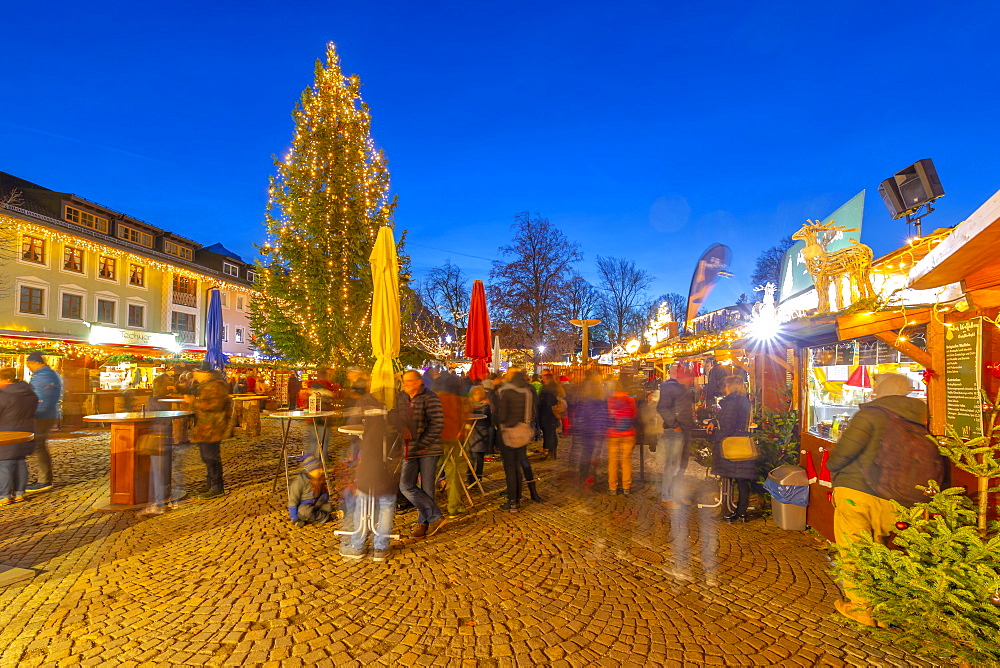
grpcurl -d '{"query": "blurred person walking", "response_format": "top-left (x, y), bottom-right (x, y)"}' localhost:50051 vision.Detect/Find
top-left (538, 370), bottom-right (564, 459)
top-left (573, 371), bottom-right (609, 489)
top-left (706, 376), bottom-right (754, 522)
top-left (657, 366), bottom-right (695, 508)
top-left (466, 385), bottom-right (492, 486)
top-left (433, 371), bottom-right (468, 519)
top-left (0, 368), bottom-right (38, 505)
top-left (186, 364), bottom-right (233, 500)
top-left (397, 370), bottom-right (447, 538)
top-left (606, 380), bottom-right (638, 495)
top-left (496, 369), bottom-right (540, 512)
top-left (24, 352), bottom-right (62, 494)
top-left (341, 407), bottom-right (401, 561)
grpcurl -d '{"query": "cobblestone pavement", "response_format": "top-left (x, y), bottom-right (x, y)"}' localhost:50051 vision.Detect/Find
top-left (0, 425), bottom-right (937, 667)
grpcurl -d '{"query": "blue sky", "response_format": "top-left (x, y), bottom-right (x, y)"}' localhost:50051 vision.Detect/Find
top-left (3, 1), bottom-right (999, 312)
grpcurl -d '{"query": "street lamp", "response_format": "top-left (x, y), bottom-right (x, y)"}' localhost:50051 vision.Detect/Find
top-left (570, 319), bottom-right (600, 366)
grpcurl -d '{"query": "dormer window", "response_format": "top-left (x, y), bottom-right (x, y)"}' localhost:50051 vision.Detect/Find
top-left (223, 262), bottom-right (239, 277)
top-left (64, 205), bottom-right (109, 233)
top-left (164, 240), bottom-right (193, 261)
top-left (116, 223), bottom-right (154, 248)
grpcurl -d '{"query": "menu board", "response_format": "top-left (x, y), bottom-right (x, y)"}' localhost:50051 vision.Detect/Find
top-left (944, 317), bottom-right (984, 439)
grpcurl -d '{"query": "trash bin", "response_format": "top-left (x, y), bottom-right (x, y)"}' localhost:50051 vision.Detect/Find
top-left (764, 464), bottom-right (809, 531)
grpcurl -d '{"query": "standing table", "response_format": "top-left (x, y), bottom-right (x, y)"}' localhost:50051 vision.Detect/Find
top-left (231, 395), bottom-right (269, 436)
top-left (0, 431), bottom-right (36, 587)
top-left (436, 413), bottom-right (488, 507)
top-left (157, 398), bottom-right (189, 444)
top-left (83, 411), bottom-right (192, 511)
top-left (263, 410), bottom-right (340, 506)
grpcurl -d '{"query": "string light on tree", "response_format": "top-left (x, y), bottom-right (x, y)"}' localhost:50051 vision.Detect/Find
top-left (250, 42), bottom-right (403, 367)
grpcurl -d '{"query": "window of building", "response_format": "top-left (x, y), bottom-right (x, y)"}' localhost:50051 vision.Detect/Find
top-left (116, 223), bottom-right (154, 248)
top-left (235, 327), bottom-right (244, 344)
top-left (171, 312), bottom-right (196, 332)
top-left (97, 299), bottom-right (116, 324)
top-left (236, 295), bottom-right (244, 311)
top-left (64, 206), bottom-right (109, 233)
top-left (61, 293), bottom-right (83, 320)
top-left (246, 270), bottom-right (257, 283)
top-left (128, 304), bottom-right (145, 328)
top-left (163, 240), bottom-right (193, 261)
top-left (99, 256), bottom-right (116, 281)
top-left (172, 275), bottom-right (197, 294)
top-left (129, 264), bottom-right (145, 287)
top-left (219, 292), bottom-right (228, 308)
top-left (19, 286), bottom-right (44, 315)
top-left (222, 324), bottom-right (229, 342)
top-left (21, 236), bottom-right (45, 264)
top-left (63, 246), bottom-right (84, 273)
top-left (223, 262), bottom-right (239, 277)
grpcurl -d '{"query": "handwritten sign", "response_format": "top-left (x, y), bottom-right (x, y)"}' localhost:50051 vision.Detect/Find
top-left (944, 317), bottom-right (983, 439)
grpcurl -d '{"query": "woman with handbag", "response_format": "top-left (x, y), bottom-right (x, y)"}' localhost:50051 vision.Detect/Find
top-left (496, 369), bottom-right (538, 512)
top-left (706, 376), bottom-right (754, 522)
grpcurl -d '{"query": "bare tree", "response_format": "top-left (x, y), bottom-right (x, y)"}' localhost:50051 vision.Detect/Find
top-left (402, 289), bottom-right (455, 360)
top-left (419, 260), bottom-right (470, 327)
top-left (488, 212), bottom-right (582, 361)
top-left (750, 236), bottom-right (794, 299)
top-left (594, 256), bottom-right (654, 346)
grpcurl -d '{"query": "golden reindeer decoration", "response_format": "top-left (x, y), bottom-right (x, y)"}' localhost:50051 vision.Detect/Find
top-left (791, 220), bottom-right (876, 313)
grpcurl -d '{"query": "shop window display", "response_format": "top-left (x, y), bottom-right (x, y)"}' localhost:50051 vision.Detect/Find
top-left (806, 332), bottom-right (926, 440)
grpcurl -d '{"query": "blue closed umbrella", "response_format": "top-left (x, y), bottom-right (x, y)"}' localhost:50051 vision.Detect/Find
top-left (204, 288), bottom-right (228, 371)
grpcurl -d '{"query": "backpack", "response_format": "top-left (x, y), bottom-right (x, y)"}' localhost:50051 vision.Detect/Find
top-left (861, 406), bottom-right (944, 507)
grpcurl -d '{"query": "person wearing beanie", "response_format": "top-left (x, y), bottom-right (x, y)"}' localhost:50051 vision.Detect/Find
top-left (288, 453), bottom-right (332, 527)
top-left (827, 372), bottom-right (928, 627)
top-left (24, 352), bottom-right (62, 494)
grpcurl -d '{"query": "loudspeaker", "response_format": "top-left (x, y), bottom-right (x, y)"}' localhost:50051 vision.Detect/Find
top-left (878, 178), bottom-right (907, 220)
top-left (879, 159), bottom-right (945, 219)
top-left (896, 158), bottom-right (944, 210)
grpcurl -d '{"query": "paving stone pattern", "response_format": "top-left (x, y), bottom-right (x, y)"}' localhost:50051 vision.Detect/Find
top-left (0, 426), bottom-right (939, 667)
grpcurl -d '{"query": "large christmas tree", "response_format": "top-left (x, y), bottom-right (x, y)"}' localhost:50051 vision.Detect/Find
top-left (251, 42), bottom-right (397, 367)
top-left (833, 391), bottom-right (1000, 667)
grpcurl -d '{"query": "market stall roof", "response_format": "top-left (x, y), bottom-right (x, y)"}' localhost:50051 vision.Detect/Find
top-left (909, 188), bottom-right (1000, 290)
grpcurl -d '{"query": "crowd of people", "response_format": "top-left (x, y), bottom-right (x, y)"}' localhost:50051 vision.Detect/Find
top-left (0, 349), bottom-right (936, 633)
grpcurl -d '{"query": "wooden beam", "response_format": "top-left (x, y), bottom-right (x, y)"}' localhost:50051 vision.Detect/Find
top-left (837, 308), bottom-right (930, 341)
top-left (926, 315), bottom-right (947, 436)
top-left (874, 331), bottom-right (932, 369)
top-left (767, 352), bottom-right (793, 373)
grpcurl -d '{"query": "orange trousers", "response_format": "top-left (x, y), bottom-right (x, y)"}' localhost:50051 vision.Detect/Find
top-left (607, 436), bottom-right (635, 491)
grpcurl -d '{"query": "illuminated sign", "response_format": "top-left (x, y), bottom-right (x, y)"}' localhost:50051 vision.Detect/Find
top-left (89, 326), bottom-right (181, 352)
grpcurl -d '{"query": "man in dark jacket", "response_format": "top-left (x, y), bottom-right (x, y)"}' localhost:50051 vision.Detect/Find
top-left (396, 370), bottom-right (446, 538)
top-left (656, 366), bottom-right (695, 508)
top-left (0, 367), bottom-right (38, 504)
top-left (827, 372), bottom-right (928, 627)
top-left (25, 352), bottom-right (62, 494)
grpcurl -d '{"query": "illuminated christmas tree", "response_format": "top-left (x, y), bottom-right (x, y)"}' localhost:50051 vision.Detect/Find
top-left (251, 42), bottom-right (398, 367)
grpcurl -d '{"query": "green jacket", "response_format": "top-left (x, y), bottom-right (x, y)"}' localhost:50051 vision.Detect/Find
top-left (826, 395), bottom-right (928, 497)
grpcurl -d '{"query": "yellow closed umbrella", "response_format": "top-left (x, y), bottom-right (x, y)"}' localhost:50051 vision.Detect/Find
top-left (369, 226), bottom-right (400, 409)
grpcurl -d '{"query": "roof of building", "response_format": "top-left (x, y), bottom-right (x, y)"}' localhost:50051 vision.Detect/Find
top-left (202, 242), bottom-right (245, 263)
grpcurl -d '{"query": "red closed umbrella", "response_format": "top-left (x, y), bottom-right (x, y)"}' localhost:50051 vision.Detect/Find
top-left (464, 280), bottom-right (492, 381)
